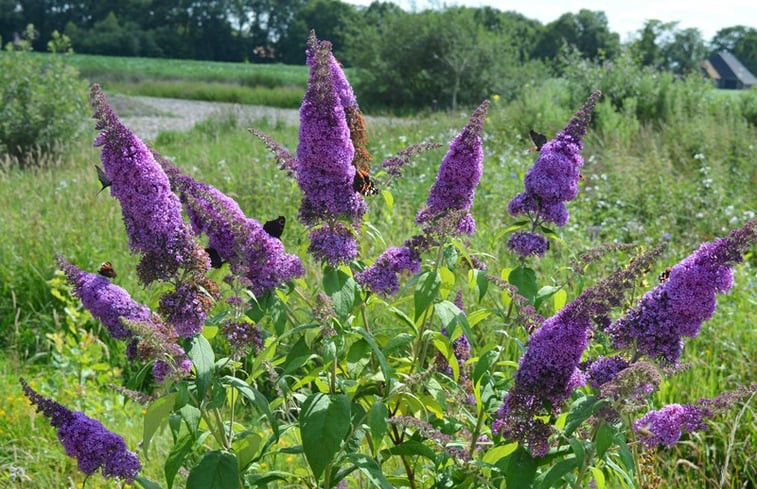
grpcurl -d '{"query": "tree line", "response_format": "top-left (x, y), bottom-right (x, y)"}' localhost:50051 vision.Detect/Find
top-left (2, 0), bottom-right (756, 109)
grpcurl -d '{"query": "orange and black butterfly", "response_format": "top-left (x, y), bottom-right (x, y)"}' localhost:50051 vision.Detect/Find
top-left (98, 261), bottom-right (117, 278)
top-left (353, 169), bottom-right (378, 196)
top-left (529, 130), bottom-right (547, 152)
top-left (95, 165), bottom-right (112, 194)
top-left (658, 266), bottom-right (672, 283)
top-left (345, 105), bottom-right (379, 196)
top-left (263, 216), bottom-right (286, 239)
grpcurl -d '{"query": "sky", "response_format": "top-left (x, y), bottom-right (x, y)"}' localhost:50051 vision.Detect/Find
top-left (346, 0), bottom-right (757, 42)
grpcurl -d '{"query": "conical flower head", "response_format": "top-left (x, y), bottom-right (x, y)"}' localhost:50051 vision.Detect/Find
top-left (20, 379), bottom-right (141, 482)
top-left (416, 100), bottom-right (489, 235)
top-left (607, 219), bottom-right (757, 364)
top-left (297, 33), bottom-right (365, 226)
top-left (56, 254), bottom-right (154, 339)
top-left (176, 173), bottom-right (304, 296)
top-left (523, 90), bottom-right (600, 205)
top-left (90, 84), bottom-right (203, 284)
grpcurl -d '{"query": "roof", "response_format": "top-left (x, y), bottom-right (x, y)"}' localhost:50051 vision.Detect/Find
top-left (708, 51), bottom-right (757, 85)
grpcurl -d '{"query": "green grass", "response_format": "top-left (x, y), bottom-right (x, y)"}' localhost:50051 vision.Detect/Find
top-left (1, 84), bottom-right (756, 487)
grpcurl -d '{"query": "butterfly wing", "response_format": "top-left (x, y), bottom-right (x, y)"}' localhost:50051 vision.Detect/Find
top-left (95, 165), bottom-right (112, 194)
top-left (263, 216), bottom-right (286, 239)
top-left (98, 262), bottom-right (117, 278)
top-left (205, 247), bottom-right (224, 269)
top-left (529, 130), bottom-right (548, 151)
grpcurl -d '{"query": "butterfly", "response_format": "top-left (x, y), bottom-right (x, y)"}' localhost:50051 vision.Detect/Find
top-left (95, 165), bottom-right (112, 194)
top-left (529, 130), bottom-right (548, 152)
top-left (658, 266), bottom-right (672, 283)
top-left (98, 261), bottom-right (117, 278)
top-left (353, 169), bottom-right (378, 196)
top-left (263, 216), bottom-right (286, 239)
top-left (205, 247), bottom-right (224, 269)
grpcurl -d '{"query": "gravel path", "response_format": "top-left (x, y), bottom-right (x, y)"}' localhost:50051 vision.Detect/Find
top-left (107, 94), bottom-right (401, 142)
top-left (108, 94), bottom-right (303, 141)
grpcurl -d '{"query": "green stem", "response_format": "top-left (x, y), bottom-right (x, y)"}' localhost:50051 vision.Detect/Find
top-left (468, 405), bottom-right (486, 458)
top-left (413, 242), bottom-right (446, 372)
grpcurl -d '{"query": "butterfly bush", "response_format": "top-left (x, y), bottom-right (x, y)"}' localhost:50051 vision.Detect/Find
top-left (20, 379), bottom-right (141, 482)
top-left (56, 254), bottom-right (152, 340)
top-left (607, 219), bottom-right (757, 364)
top-left (357, 103), bottom-right (488, 295)
top-left (90, 84), bottom-right (206, 284)
top-left (507, 90), bottom-right (601, 257)
top-left (173, 172), bottom-right (304, 296)
top-left (296, 33), bottom-right (365, 264)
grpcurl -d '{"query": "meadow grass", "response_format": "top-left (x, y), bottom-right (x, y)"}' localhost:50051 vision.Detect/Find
top-left (0, 88), bottom-right (755, 487)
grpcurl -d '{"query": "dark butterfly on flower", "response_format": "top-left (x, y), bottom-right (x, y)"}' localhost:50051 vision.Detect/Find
top-left (98, 261), bottom-right (117, 278)
top-left (658, 266), bottom-right (672, 283)
top-left (263, 216), bottom-right (286, 239)
top-left (205, 247), bottom-right (224, 269)
top-left (95, 165), bottom-right (112, 194)
top-left (529, 130), bottom-right (548, 152)
top-left (353, 169), bottom-right (379, 196)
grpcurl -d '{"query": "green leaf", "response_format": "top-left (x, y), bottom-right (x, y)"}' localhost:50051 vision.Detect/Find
top-left (381, 189), bottom-right (394, 213)
top-left (534, 286), bottom-right (560, 311)
top-left (414, 270), bottom-right (440, 321)
top-left (186, 451), bottom-right (239, 489)
top-left (564, 395), bottom-right (600, 436)
top-left (474, 269), bottom-right (489, 302)
top-left (165, 434), bottom-right (194, 489)
top-left (300, 393), bottom-right (351, 480)
top-left (508, 265), bottom-right (538, 303)
top-left (482, 442), bottom-right (518, 464)
top-left (536, 457), bottom-right (579, 489)
top-left (143, 392), bottom-right (177, 452)
top-left (354, 327), bottom-right (393, 393)
top-left (232, 432), bottom-right (263, 469)
top-left (222, 376), bottom-right (279, 439)
top-left (179, 404), bottom-right (201, 437)
top-left (589, 467), bottom-right (606, 489)
top-left (431, 332), bottom-right (459, 380)
top-left (135, 476), bottom-right (164, 489)
top-left (187, 335), bottom-right (214, 401)
top-left (323, 267), bottom-right (358, 320)
top-left (553, 289), bottom-right (568, 312)
top-left (434, 300), bottom-right (475, 347)
top-left (595, 423), bottom-right (614, 459)
top-left (498, 445), bottom-right (537, 489)
top-left (384, 440), bottom-right (436, 461)
top-left (368, 401), bottom-right (388, 453)
top-left (344, 453), bottom-right (393, 489)
top-left (383, 333), bottom-right (414, 354)
top-left (473, 348), bottom-right (500, 385)
top-left (499, 220), bottom-right (530, 235)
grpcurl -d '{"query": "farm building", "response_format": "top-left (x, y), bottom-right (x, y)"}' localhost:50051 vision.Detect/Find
top-left (700, 51), bottom-right (757, 89)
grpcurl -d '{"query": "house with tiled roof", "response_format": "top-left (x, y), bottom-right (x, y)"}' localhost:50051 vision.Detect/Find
top-left (701, 51), bottom-right (757, 89)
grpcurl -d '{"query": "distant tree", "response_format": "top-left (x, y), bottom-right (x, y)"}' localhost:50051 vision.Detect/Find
top-left (711, 25), bottom-right (757, 75)
top-left (226, 0), bottom-right (304, 61)
top-left (631, 20), bottom-right (706, 75)
top-left (534, 9), bottom-right (620, 63)
top-left (278, 0), bottom-right (359, 64)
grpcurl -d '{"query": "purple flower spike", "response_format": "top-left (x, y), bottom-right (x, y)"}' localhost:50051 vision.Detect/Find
top-left (158, 283), bottom-right (212, 338)
top-left (507, 231), bottom-right (549, 257)
top-left (57, 254), bottom-right (153, 339)
top-left (355, 246), bottom-right (422, 296)
top-left (508, 91), bottom-right (600, 229)
top-left (607, 219), bottom-right (757, 364)
top-left (176, 174), bottom-right (304, 296)
top-left (297, 33), bottom-right (364, 227)
top-left (585, 355), bottom-right (630, 389)
top-left (90, 84), bottom-right (203, 284)
top-left (633, 403), bottom-right (708, 448)
top-left (20, 379), bottom-right (141, 482)
top-left (416, 100), bottom-right (489, 235)
top-left (308, 223), bottom-right (360, 266)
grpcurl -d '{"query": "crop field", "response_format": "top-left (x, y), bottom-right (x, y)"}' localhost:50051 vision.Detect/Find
top-left (1, 52), bottom-right (756, 489)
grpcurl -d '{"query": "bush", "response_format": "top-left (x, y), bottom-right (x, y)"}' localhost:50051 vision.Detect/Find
top-left (0, 27), bottom-right (88, 167)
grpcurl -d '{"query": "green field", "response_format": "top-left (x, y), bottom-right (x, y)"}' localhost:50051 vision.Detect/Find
top-left (1, 54), bottom-right (756, 488)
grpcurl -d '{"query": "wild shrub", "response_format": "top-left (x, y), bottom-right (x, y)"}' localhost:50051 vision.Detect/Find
top-left (0, 26), bottom-right (88, 168)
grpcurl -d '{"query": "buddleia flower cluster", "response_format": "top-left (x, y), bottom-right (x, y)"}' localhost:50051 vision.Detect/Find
top-left (507, 90), bottom-right (601, 257)
top-left (20, 379), bottom-right (141, 482)
top-left (356, 102), bottom-right (489, 295)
